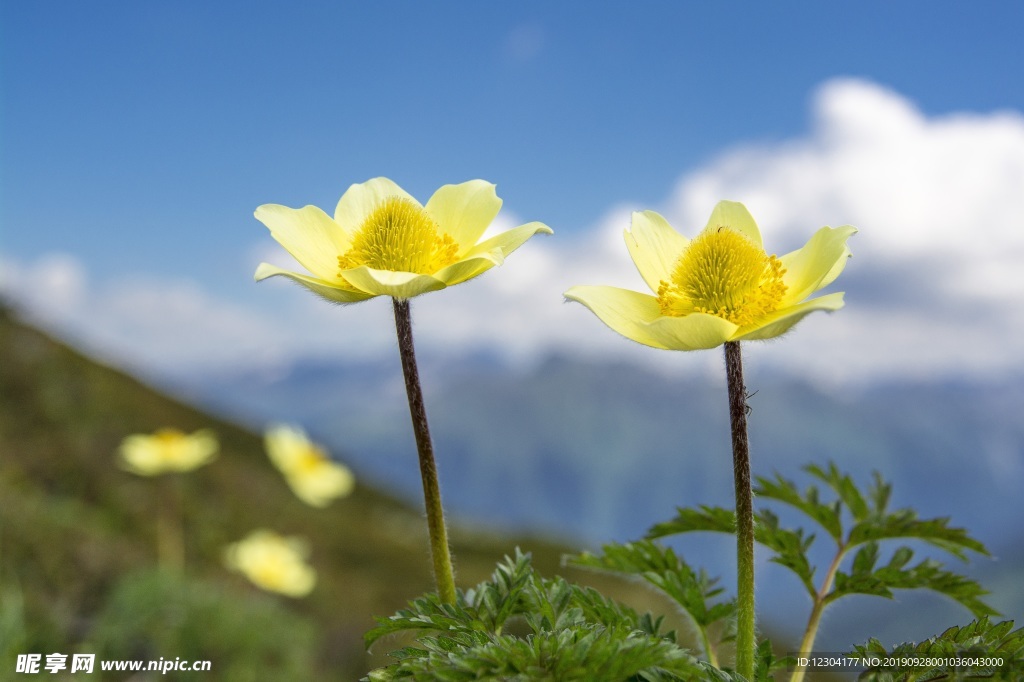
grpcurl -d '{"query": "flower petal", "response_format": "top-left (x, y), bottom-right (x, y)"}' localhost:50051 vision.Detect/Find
top-left (434, 251), bottom-right (503, 287)
top-left (779, 225), bottom-right (857, 306)
top-left (704, 200), bottom-right (762, 248)
top-left (424, 180), bottom-right (503, 254)
top-left (624, 210), bottom-right (688, 293)
top-left (333, 177), bottom-right (416, 232)
top-left (564, 285), bottom-right (673, 350)
top-left (462, 221), bottom-right (553, 260)
top-left (643, 313), bottom-right (738, 350)
top-left (340, 266), bottom-right (447, 299)
top-left (254, 204), bottom-right (349, 282)
top-left (254, 263), bottom-right (375, 304)
top-left (735, 292), bottom-right (846, 341)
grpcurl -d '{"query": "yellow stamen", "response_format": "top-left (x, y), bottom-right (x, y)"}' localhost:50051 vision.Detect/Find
top-left (338, 197), bottom-right (458, 274)
top-left (657, 226), bottom-right (787, 327)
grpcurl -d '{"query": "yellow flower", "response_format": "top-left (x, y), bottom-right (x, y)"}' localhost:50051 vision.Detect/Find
top-left (117, 428), bottom-right (218, 476)
top-left (565, 201), bottom-right (856, 350)
top-left (264, 424), bottom-right (355, 508)
top-left (223, 530), bottom-right (316, 598)
top-left (254, 177), bottom-right (552, 301)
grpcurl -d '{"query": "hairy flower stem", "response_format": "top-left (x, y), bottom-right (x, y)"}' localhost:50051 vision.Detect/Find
top-left (724, 341), bottom-right (755, 681)
top-left (392, 298), bottom-right (457, 604)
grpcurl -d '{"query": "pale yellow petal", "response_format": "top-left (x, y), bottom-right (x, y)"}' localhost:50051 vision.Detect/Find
top-left (340, 266), bottom-right (447, 299)
top-left (264, 424), bottom-right (306, 472)
top-left (434, 252), bottom-right (502, 287)
top-left (624, 210), bottom-right (688, 292)
top-left (643, 313), bottom-right (738, 350)
top-left (461, 221), bottom-right (553, 260)
top-left (289, 465), bottom-right (356, 507)
top-left (254, 204), bottom-right (349, 282)
top-left (424, 180), bottom-right (502, 254)
top-left (117, 429), bottom-right (218, 475)
top-left (255, 263), bottom-right (375, 304)
top-left (224, 530), bottom-right (316, 598)
top-left (333, 177), bottom-right (417, 232)
top-left (564, 285), bottom-right (671, 350)
top-left (779, 226), bottom-right (857, 305)
top-left (703, 200), bottom-right (762, 248)
top-left (118, 436), bottom-right (165, 476)
top-left (735, 292), bottom-right (846, 341)
top-left (818, 243), bottom-right (853, 290)
top-left (178, 429), bottom-right (219, 470)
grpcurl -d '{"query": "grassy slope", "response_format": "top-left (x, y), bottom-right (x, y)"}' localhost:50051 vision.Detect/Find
top-left (0, 304), bottom-right (593, 677)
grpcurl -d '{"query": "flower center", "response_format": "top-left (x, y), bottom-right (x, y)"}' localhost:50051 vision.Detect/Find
top-left (294, 446), bottom-right (326, 475)
top-left (338, 197), bottom-right (458, 274)
top-left (657, 227), bottom-right (787, 327)
top-left (252, 551), bottom-right (291, 589)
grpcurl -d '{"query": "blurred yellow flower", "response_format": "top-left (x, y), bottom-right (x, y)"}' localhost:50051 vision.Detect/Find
top-left (265, 424), bottom-right (355, 507)
top-left (254, 177), bottom-right (552, 301)
top-left (224, 530), bottom-right (316, 598)
top-left (565, 201), bottom-right (856, 350)
top-left (117, 428), bottom-right (218, 476)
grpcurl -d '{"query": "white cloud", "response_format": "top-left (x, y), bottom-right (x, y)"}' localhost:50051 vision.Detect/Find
top-left (5, 78), bottom-right (1023, 385)
top-left (417, 78), bottom-right (1024, 383)
top-left (655, 78), bottom-right (1024, 382)
top-left (1, 254), bottom-right (292, 377)
top-left (667, 78), bottom-right (1024, 296)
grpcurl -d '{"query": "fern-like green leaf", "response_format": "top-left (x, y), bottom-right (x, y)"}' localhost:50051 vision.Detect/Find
top-left (647, 506), bottom-right (737, 539)
top-left (755, 471), bottom-right (843, 541)
top-left (365, 549), bottom-right (735, 681)
top-left (366, 549), bottom-right (534, 648)
top-left (756, 509), bottom-right (817, 598)
top-left (847, 509), bottom-right (989, 561)
top-left (851, 616), bottom-right (1024, 681)
top-left (804, 461), bottom-right (871, 522)
top-left (828, 546), bottom-right (997, 618)
top-left (646, 506), bottom-right (818, 599)
top-left (364, 624), bottom-right (725, 682)
top-left (754, 638), bottom-right (796, 682)
top-left (567, 541), bottom-right (733, 631)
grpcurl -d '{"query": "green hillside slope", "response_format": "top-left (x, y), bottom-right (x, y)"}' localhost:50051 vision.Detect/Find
top-left (0, 303), bottom-right (585, 679)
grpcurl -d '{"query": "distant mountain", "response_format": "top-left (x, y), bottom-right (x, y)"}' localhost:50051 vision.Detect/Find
top-left (0, 304), bottom-right (583, 679)
top-left (176, 347), bottom-right (1024, 652)
top-left (180, 352), bottom-right (1024, 543)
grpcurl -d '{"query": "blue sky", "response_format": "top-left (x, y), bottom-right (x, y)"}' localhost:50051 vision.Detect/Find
top-left (2, 2), bottom-right (1024, 383)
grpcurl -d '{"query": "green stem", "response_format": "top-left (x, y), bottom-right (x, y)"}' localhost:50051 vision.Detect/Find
top-left (699, 624), bottom-right (719, 668)
top-left (157, 474), bottom-right (184, 574)
top-left (790, 545), bottom-right (846, 682)
top-left (724, 341), bottom-right (755, 681)
top-left (392, 298), bottom-right (457, 604)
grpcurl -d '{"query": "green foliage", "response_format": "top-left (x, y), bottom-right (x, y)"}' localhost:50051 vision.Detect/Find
top-left (365, 550), bottom-right (736, 682)
top-left (852, 616), bottom-right (1024, 681)
top-left (567, 540), bottom-right (734, 656)
top-left (828, 543), bottom-right (997, 617)
top-left (753, 639), bottom-right (795, 682)
top-left (0, 582), bottom-right (29, 662)
top-left (89, 568), bottom-right (319, 682)
top-left (646, 463), bottom-right (994, 617)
